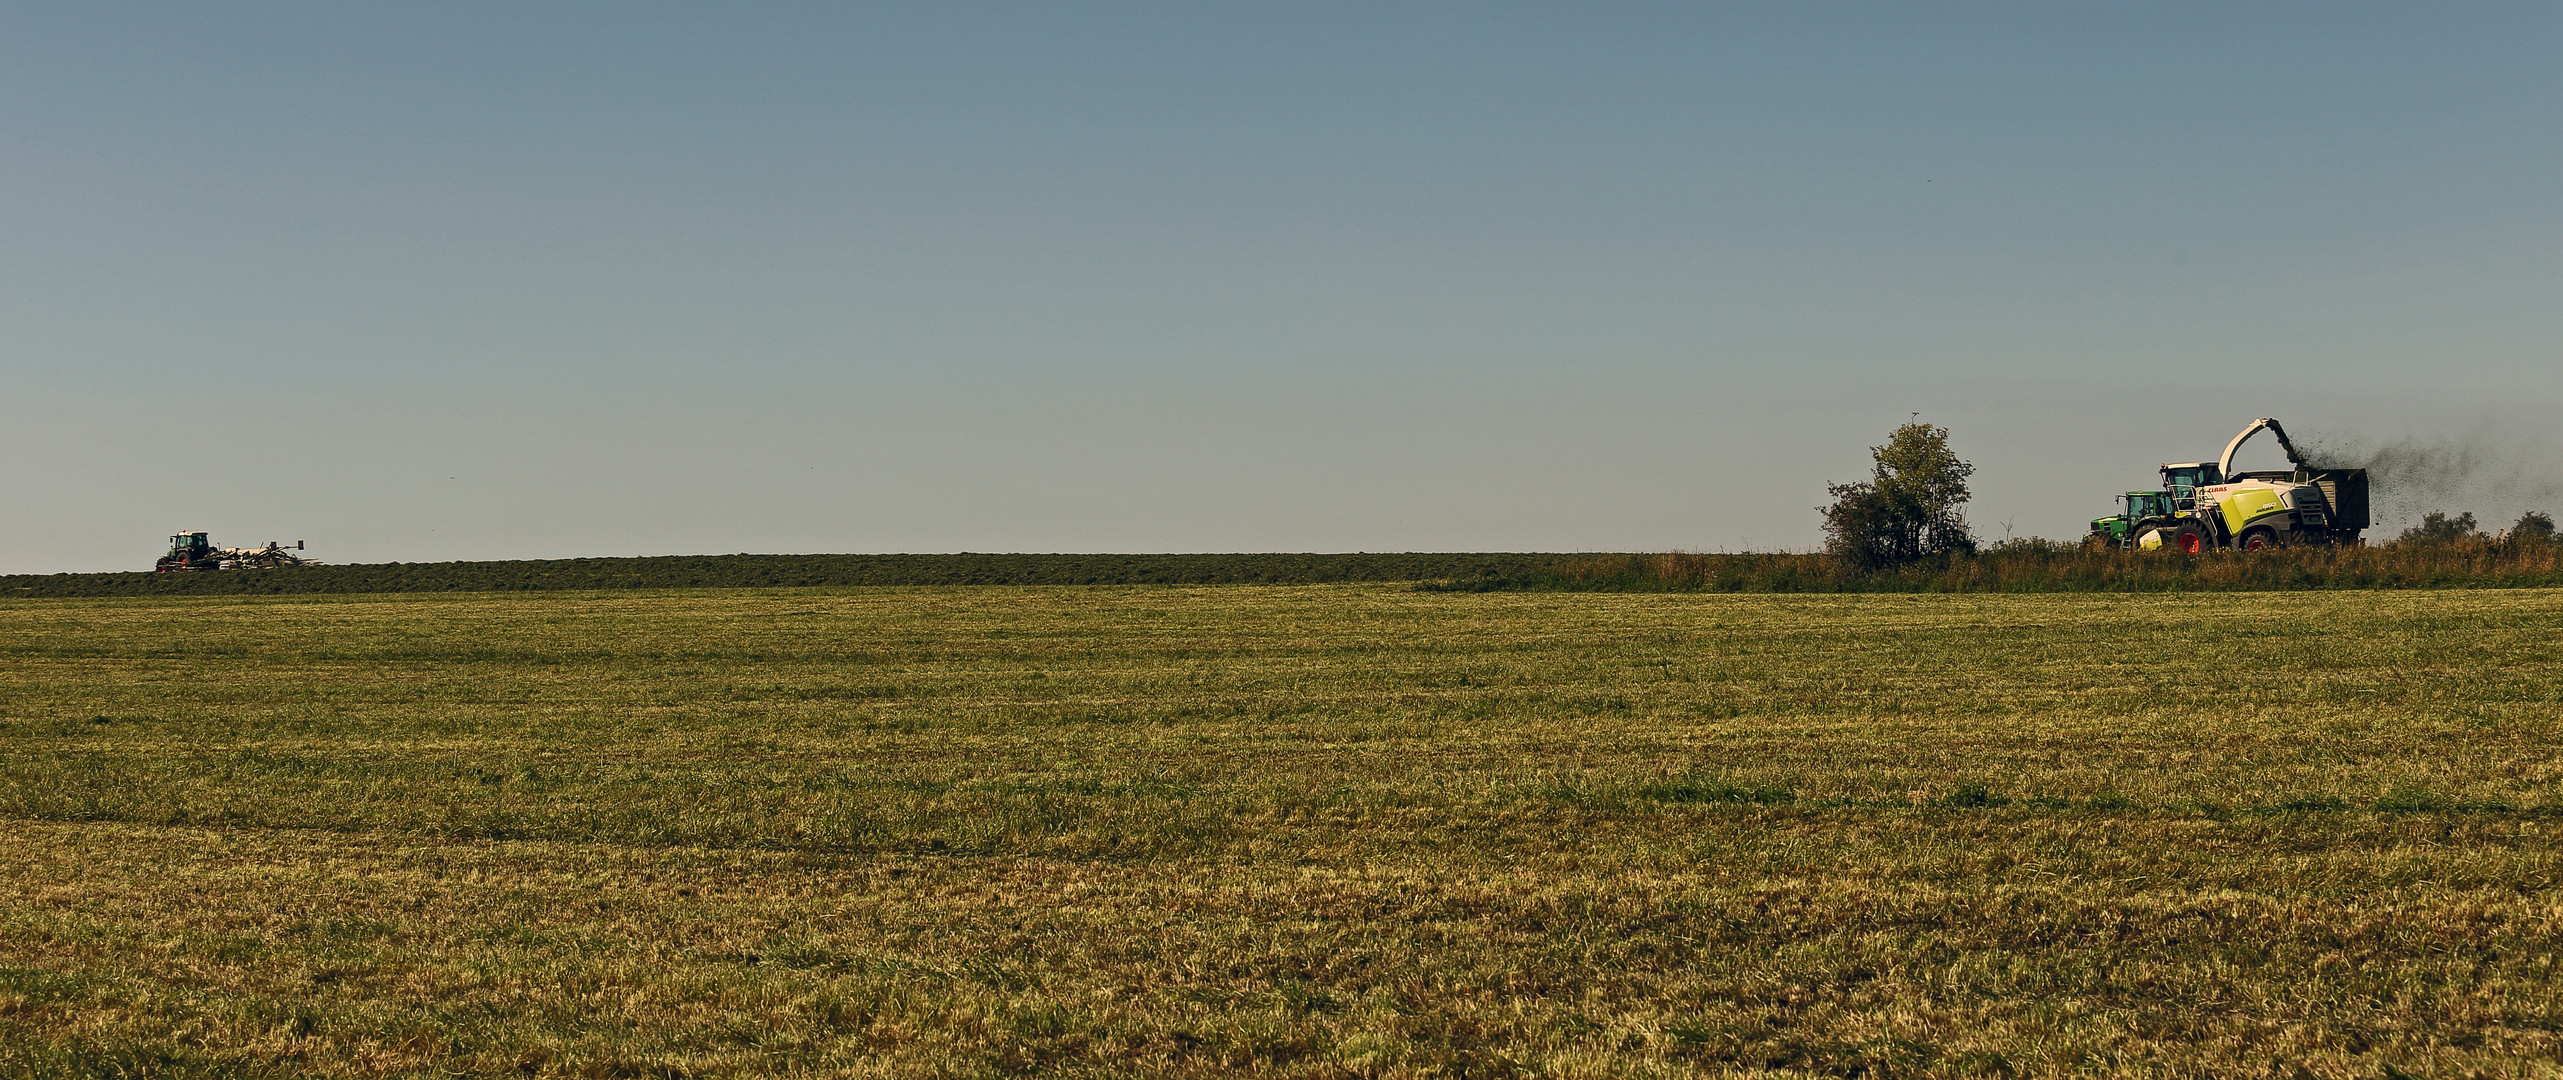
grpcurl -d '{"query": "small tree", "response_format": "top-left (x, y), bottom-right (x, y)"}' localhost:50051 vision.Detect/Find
top-left (2507, 510), bottom-right (2556, 544)
top-left (1821, 420), bottom-right (1976, 570)
top-left (2396, 511), bottom-right (2481, 545)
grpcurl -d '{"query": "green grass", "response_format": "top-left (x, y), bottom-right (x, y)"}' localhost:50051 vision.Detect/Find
top-left (2, 586), bottom-right (2560, 1076)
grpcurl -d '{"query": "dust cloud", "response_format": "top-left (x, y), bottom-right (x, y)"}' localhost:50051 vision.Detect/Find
top-left (2299, 426), bottom-right (2563, 537)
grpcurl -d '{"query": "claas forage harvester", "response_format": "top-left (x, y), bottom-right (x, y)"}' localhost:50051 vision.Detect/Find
top-left (2087, 417), bottom-right (2370, 553)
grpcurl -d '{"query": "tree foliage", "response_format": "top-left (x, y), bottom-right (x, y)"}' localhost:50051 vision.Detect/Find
top-left (2508, 511), bottom-right (2556, 544)
top-left (1821, 421), bottom-right (1977, 570)
top-left (2396, 511), bottom-right (2481, 546)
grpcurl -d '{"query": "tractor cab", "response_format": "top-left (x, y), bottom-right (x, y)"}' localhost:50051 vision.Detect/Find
top-left (2088, 490), bottom-right (2178, 549)
top-left (158, 531), bottom-right (214, 571)
top-left (2160, 463), bottom-right (2222, 512)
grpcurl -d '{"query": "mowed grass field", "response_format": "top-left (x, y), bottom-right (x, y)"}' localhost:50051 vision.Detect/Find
top-left (1, 587), bottom-right (2559, 1078)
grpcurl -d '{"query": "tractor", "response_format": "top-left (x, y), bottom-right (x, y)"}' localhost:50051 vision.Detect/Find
top-left (2088, 418), bottom-right (2370, 552)
top-left (155, 531), bottom-right (313, 571)
top-left (2085, 489), bottom-right (2182, 551)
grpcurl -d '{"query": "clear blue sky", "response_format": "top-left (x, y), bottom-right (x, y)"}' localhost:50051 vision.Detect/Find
top-left (6, 3), bottom-right (2560, 571)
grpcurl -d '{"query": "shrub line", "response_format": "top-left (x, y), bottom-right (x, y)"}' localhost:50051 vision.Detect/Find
top-left (0, 553), bottom-right (1583, 598)
top-left (1430, 541), bottom-right (2563, 594)
top-left (11, 543), bottom-right (2563, 597)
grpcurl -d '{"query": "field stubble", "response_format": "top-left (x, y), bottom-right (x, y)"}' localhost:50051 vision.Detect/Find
top-left (0, 586), bottom-right (2559, 1077)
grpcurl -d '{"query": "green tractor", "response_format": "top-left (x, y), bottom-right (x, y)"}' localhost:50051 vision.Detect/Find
top-left (2087, 490), bottom-right (2185, 551)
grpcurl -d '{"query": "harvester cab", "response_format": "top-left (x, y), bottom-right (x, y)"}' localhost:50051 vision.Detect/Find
top-left (2159, 463), bottom-right (2221, 512)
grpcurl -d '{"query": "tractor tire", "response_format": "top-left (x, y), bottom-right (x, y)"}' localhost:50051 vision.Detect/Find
top-left (2167, 523), bottom-right (2210, 555)
top-left (2241, 526), bottom-right (2281, 553)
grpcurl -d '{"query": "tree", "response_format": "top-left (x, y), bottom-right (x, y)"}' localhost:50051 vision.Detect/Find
top-left (2507, 510), bottom-right (2556, 544)
top-left (2396, 511), bottom-right (2480, 545)
top-left (1821, 420), bottom-right (1977, 570)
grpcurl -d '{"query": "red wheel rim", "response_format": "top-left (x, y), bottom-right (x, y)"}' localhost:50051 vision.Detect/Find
top-left (2180, 533), bottom-right (2202, 554)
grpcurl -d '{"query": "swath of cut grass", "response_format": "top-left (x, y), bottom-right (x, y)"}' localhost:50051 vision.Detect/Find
top-left (1637, 776), bottom-right (1796, 805)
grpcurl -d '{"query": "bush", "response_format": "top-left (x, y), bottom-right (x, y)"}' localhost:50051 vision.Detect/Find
top-left (2397, 511), bottom-right (2481, 546)
top-left (1820, 421), bottom-right (1977, 570)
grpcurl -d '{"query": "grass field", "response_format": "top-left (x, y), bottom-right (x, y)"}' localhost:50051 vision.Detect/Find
top-left (2, 586), bottom-right (2559, 1077)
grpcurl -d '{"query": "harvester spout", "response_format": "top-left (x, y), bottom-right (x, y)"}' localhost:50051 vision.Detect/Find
top-left (2217, 417), bottom-right (2310, 478)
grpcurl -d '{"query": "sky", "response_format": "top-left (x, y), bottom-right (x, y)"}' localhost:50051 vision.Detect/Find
top-left (5, 3), bottom-right (2560, 572)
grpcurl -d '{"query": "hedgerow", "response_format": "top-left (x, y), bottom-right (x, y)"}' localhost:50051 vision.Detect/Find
top-left (1, 552), bottom-right (1578, 598)
top-left (10, 540), bottom-right (2561, 599)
